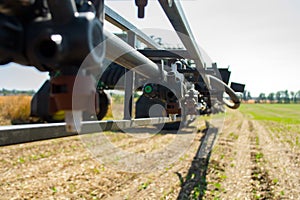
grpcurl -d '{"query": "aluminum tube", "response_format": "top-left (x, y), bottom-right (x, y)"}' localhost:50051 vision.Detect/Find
top-left (104, 5), bottom-right (161, 49)
top-left (0, 117), bottom-right (180, 146)
top-left (104, 30), bottom-right (166, 79)
top-left (158, 0), bottom-right (205, 71)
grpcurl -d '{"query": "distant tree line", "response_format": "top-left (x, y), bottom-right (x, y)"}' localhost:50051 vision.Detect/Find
top-left (0, 88), bottom-right (35, 96)
top-left (242, 90), bottom-right (300, 103)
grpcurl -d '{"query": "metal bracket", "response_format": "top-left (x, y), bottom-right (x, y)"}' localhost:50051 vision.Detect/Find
top-left (124, 31), bottom-right (136, 120)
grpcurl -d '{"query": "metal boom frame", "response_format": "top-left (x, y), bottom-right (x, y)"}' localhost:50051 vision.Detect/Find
top-left (0, 0), bottom-right (242, 145)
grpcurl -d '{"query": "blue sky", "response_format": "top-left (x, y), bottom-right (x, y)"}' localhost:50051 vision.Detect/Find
top-left (0, 0), bottom-right (299, 96)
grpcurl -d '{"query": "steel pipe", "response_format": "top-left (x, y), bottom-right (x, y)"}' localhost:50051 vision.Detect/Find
top-left (104, 5), bottom-right (161, 49)
top-left (104, 30), bottom-right (166, 79)
top-left (158, 0), bottom-right (205, 72)
top-left (0, 117), bottom-right (180, 146)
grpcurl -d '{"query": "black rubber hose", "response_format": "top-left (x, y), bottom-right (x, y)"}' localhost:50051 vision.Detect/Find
top-left (207, 75), bottom-right (240, 109)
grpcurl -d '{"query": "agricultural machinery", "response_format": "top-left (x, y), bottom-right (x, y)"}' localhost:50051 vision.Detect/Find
top-left (0, 0), bottom-right (244, 133)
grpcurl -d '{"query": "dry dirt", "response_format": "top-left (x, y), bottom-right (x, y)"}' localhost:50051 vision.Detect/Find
top-left (0, 109), bottom-right (299, 199)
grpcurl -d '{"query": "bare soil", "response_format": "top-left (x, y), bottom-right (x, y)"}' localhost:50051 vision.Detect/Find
top-left (0, 109), bottom-right (299, 199)
top-left (203, 110), bottom-right (300, 199)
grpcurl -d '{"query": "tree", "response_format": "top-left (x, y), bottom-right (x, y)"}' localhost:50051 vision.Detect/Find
top-left (276, 91), bottom-right (282, 103)
top-left (242, 90), bottom-right (247, 101)
top-left (242, 90), bottom-right (251, 101)
top-left (290, 91), bottom-right (295, 102)
top-left (247, 91), bottom-right (252, 100)
top-left (295, 91), bottom-right (300, 103)
top-left (2, 88), bottom-right (8, 96)
top-left (267, 92), bottom-right (275, 103)
top-left (284, 90), bottom-right (290, 103)
top-left (258, 93), bottom-right (266, 103)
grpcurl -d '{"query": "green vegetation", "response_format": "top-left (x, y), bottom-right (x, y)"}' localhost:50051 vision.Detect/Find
top-left (0, 88), bottom-right (35, 96)
top-left (240, 104), bottom-right (300, 124)
top-left (272, 178), bottom-right (279, 185)
top-left (240, 104), bottom-right (300, 148)
top-left (138, 180), bottom-right (152, 191)
top-left (17, 157), bottom-right (25, 164)
top-left (229, 132), bottom-right (239, 140)
top-left (192, 184), bottom-right (201, 199)
top-left (50, 186), bottom-right (57, 193)
top-left (111, 93), bottom-right (124, 104)
top-left (255, 152), bottom-right (264, 163)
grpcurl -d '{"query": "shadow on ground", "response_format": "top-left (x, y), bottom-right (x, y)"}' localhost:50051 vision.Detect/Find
top-left (176, 125), bottom-right (219, 199)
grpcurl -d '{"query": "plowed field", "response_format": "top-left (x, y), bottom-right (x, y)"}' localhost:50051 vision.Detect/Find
top-left (1, 104), bottom-right (299, 199)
